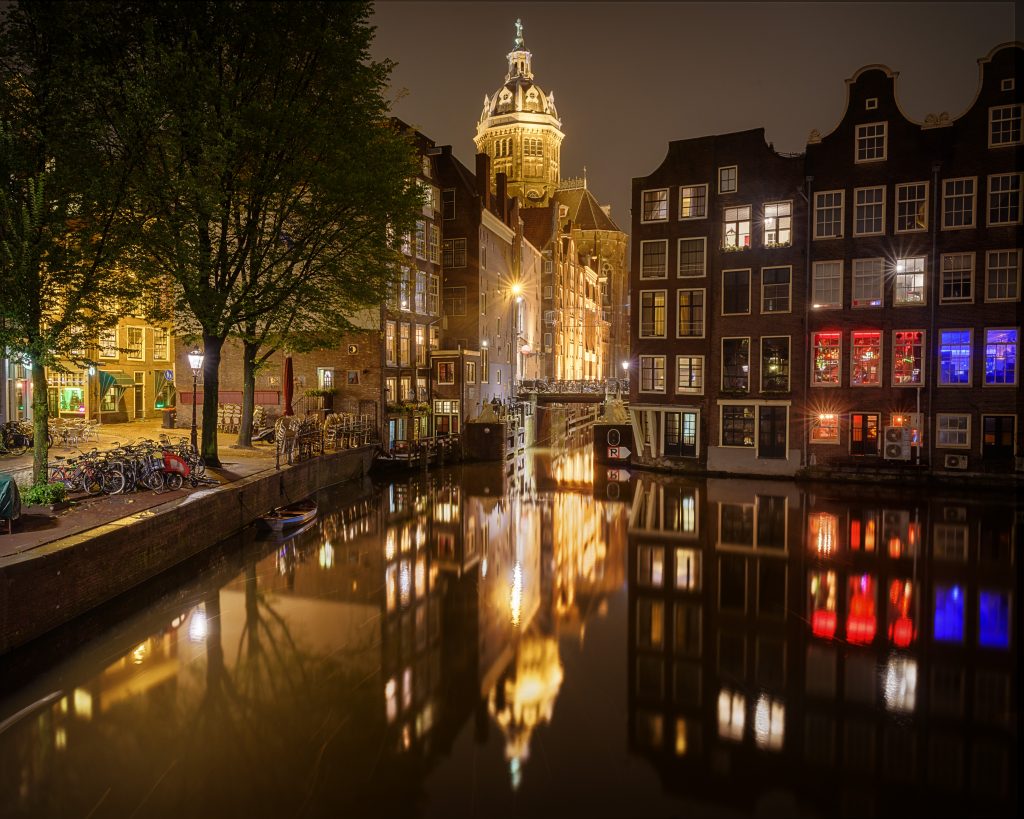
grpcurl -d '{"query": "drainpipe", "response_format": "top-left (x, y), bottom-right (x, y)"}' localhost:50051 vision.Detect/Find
top-left (801, 175), bottom-right (814, 468)
top-left (928, 162), bottom-right (940, 473)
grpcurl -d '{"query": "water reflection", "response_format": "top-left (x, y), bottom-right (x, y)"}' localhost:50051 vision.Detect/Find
top-left (0, 454), bottom-right (1016, 817)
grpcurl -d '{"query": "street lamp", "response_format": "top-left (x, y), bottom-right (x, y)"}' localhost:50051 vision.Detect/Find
top-left (621, 360), bottom-right (629, 397)
top-left (187, 347), bottom-right (204, 451)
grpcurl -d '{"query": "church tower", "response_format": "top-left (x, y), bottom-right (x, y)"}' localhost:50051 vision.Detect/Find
top-left (475, 19), bottom-right (564, 206)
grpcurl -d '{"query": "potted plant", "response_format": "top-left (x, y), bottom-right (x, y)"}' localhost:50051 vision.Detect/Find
top-left (304, 387), bottom-right (336, 411)
top-left (21, 481), bottom-right (70, 513)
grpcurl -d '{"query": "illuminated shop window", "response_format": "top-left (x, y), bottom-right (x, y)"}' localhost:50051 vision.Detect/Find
top-left (754, 694), bottom-right (785, 750)
top-left (854, 186), bottom-right (885, 235)
top-left (847, 574), bottom-right (877, 644)
top-left (934, 584), bottom-right (965, 643)
top-left (722, 205), bottom-right (751, 249)
top-left (978, 590), bottom-right (1011, 649)
top-left (938, 329), bottom-right (972, 385)
top-left (942, 177), bottom-right (975, 229)
top-left (763, 201), bottom-right (792, 246)
top-left (985, 249), bottom-right (1020, 301)
top-left (808, 570), bottom-right (838, 639)
top-left (884, 655), bottom-right (917, 714)
top-left (679, 184), bottom-right (708, 219)
top-left (892, 330), bottom-right (924, 385)
top-left (851, 331), bottom-right (881, 386)
top-left (677, 236), bottom-right (707, 276)
top-left (984, 328), bottom-right (1017, 385)
top-left (810, 414), bottom-right (839, 444)
top-left (887, 579), bottom-right (916, 647)
top-left (852, 258), bottom-right (883, 307)
top-left (894, 257), bottom-right (926, 304)
top-left (895, 182), bottom-right (928, 232)
top-left (717, 688), bottom-right (746, 741)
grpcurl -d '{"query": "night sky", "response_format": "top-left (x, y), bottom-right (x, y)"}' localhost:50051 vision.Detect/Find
top-left (371, 1), bottom-right (1015, 232)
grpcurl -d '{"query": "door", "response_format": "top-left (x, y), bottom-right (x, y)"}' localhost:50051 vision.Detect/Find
top-left (664, 411), bottom-right (697, 457)
top-left (850, 413), bottom-right (879, 456)
top-left (982, 415), bottom-right (1015, 462)
top-left (134, 371), bottom-right (144, 419)
top-left (387, 419), bottom-right (397, 450)
top-left (758, 406), bottom-right (788, 459)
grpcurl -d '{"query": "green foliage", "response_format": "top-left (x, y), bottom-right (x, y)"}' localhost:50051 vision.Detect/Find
top-left (22, 481), bottom-right (68, 507)
top-left (304, 388), bottom-right (336, 398)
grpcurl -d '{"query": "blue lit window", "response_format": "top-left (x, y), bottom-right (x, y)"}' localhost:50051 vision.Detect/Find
top-left (934, 584), bottom-right (964, 642)
top-left (984, 328), bottom-right (1017, 385)
top-left (979, 590), bottom-right (1011, 648)
top-left (938, 330), bottom-right (972, 385)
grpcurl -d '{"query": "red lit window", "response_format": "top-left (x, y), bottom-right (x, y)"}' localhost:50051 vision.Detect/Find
top-left (850, 511), bottom-right (878, 552)
top-left (809, 570), bottom-right (837, 639)
top-left (812, 332), bottom-right (841, 385)
top-left (851, 331), bottom-right (881, 386)
top-left (887, 578), bottom-right (916, 647)
top-left (893, 330), bottom-right (924, 385)
top-left (847, 574), bottom-right (877, 644)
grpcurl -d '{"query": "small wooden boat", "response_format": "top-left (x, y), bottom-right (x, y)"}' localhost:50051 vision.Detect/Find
top-left (259, 499), bottom-right (317, 532)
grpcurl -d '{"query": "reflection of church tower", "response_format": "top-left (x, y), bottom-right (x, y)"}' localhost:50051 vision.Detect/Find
top-left (475, 19), bottom-right (564, 206)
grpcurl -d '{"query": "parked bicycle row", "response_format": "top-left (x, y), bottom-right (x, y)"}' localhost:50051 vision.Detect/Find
top-left (1, 418), bottom-right (104, 456)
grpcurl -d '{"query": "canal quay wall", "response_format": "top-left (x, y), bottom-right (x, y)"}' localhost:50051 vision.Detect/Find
top-left (0, 446), bottom-right (374, 657)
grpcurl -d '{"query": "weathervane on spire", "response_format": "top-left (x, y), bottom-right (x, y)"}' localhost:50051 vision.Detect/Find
top-left (514, 18), bottom-right (524, 49)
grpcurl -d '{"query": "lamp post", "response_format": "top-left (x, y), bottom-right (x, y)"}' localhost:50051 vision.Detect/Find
top-left (621, 360), bottom-right (629, 398)
top-left (187, 347), bottom-right (204, 451)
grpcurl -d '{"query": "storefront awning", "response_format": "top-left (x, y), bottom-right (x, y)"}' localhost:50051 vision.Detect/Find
top-left (99, 371), bottom-right (135, 394)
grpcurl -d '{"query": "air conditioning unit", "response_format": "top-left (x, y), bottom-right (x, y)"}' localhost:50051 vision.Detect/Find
top-left (944, 453), bottom-right (968, 470)
top-left (883, 426), bottom-right (910, 461)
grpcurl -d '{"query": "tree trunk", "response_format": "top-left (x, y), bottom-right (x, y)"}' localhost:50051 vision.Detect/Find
top-left (201, 333), bottom-right (224, 467)
top-left (235, 339), bottom-right (259, 448)
top-left (31, 362), bottom-right (49, 485)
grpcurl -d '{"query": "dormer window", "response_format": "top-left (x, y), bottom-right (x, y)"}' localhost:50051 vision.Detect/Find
top-left (718, 166), bottom-right (738, 194)
top-left (1001, 78), bottom-right (1015, 92)
top-left (855, 122), bottom-right (887, 162)
top-left (989, 104), bottom-right (1022, 148)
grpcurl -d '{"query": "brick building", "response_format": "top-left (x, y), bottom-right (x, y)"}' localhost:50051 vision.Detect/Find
top-left (630, 42), bottom-right (1022, 478)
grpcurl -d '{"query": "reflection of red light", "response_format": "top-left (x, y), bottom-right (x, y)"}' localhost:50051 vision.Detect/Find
top-left (847, 614), bottom-right (877, 644)
top-left (851, 519), bottom-right (861, 550)
top-left (888, 536), bottom-right (902, 558)
top-left (890, 616), bottom-right (914, 647)
top-left (812, 609), bottom-right (837, 639)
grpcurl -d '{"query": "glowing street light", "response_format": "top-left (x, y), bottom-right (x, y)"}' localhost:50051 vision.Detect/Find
top-left (187, 347), bottom-right (204, 451)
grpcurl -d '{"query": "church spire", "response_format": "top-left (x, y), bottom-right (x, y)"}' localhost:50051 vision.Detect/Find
top-left (506, 18), bottom-right (533, 81)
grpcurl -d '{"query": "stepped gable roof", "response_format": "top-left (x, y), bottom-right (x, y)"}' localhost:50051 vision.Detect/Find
top-left (555, 186), bottom-right (621, 233)
top-left (521, 205), bottom-right (556, 250)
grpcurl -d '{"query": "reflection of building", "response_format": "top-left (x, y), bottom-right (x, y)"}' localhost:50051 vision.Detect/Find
top-left (626, 474), bottom-right (1017, 816)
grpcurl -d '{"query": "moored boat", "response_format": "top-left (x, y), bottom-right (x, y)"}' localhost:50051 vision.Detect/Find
top-left (259, 499), bottom-right (317, 532)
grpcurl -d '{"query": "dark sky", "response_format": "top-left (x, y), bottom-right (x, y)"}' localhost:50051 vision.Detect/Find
top-left (371, 2), bottom-right (1015, 231)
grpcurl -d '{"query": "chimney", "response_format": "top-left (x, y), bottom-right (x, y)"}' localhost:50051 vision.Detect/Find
top-left (495, 172), bottom-right (508, 221)
top-left (475, 153), bottom-right (491, 210)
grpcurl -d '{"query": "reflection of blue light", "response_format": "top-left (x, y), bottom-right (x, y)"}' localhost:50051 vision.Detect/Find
top-left (979, 591), bottom-right (1011, 649)
top-left (934, 585), bottom-right (964, 643)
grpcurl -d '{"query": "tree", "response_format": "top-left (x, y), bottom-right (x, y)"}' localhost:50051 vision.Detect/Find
top-left (0, 3), bottom-right (144, 484)
top-left (112, 1), bottom-right (422, 466)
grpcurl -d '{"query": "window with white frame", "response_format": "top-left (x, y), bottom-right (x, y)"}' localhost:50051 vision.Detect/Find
top-left (812, 261), bottom-right (842, 308)
top-left (984, 328), bottom-right (1017, 385)
top-left (385, 377), bottom-right (397, 404)
top-left (814, 190), bottom-right (844, 239)
top-left (676, 355), bottom-right (704, 394)
top-left (852, 258), bottom-right (883, 307)
top-left (850, 331), bottom-right (881, 386)
top-left (938, 329), bottom-right (972, 385)
top-left (152, 327), bottom-right (169, 361)
top-left (812, 332), bottom-right (841, 385)
top-left (98, 327), bottom-right (117, 359)
top-left (894, 257), bottom-right (926, 305)
top-left (677, 237), bottom-right (706, 277)
top-left (855, 122), bottom-right (887, 162)
top-left (937, 414), bottom-right (970, 448)
top-left (414, 221), bottom-right (426, 259)
top-left (723, 206), bottom-right (751, 249)
top-left (811, 414), bottom-right (840, 444)
top-left (721, 405), bottom-right (755, 447)
top-left (722, 269), bottom-right (750, 315)
top-left (639, 355), bottom-right (666, 393)
top-left (941, 253), bottom-right (974, 303)
top-left (892, 330), bottom-right (925, 386)
top-left (895, 182), bottom-right (928, 232)
top-left (642, 188), bottom-right (669, 221)
top-left (436, 360), bottom-right (455, 384)
top-left (721, 338), bottom-right (750, 391)
top-left (989, 104), bottom-right (1022, 147)
top-left (428, 274), bottom-right (440, 315)
top-left (763, 202), bottom-right (792, 245)
top-left (640, 239), bottom-right (668, 279)
top-left (428, 224), bottom-right (440, 264)
top-left (985, 249), bottom-right (1021, 301)
top-left (126, 326), bottom-right (144, 360)
top-left (639, 290), bottom-right (667, 338)
top-left (718, 166), bottom-right (738, 193)
top-left (942, 178), bottom-right (976, 228)
top-left (679, 184), bottom-right (708, 219)
top-left (385, 321), bottom-right (396, 365)
top-left (677, 289), bottom-right (705, 337)
top-left (854, 186), bottom-right (885, 235)
top-left (415, 325), bottom-right (426, 366)
top-left (761, 266), bottom-right (791, 313)
top-left (987, 173), bottom-right (1022, 225)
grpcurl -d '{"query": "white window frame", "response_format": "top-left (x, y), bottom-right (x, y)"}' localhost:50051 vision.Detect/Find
top-left (936, 413), bottom-right (971, 449)
top-left (722, 205), bottom-right (751, 249)
top-left (638, 290), bottom-right (667, 339)
top-left (851, 257), bottom-right (884, 308)
top-left (639, 239), bottom-right (669, 279)
top-left (811, 331), bottom-right (842, 387)
top-left (895, 181), bottom-right (928, 233)
top-left (985, 249), bottom-right (1021, 302)
top-left (941, 177), bottom-right (976, 230)
top-left (719, 404), bottom-right (756, 448)
top-left (810, 414), bottom-right (840, 445)
top-left (436, 360), bottom-right (455, 385)
top-left (679, 184), bottom-right (709, 220)
top-left (855, 121), bottom-right (887, 163)
top-left (152, 327), bottom-right (170, 362)
top-left (891, 329), bottom-right (925, 387)
top-left (762, 201), bottom-right (792, 246)
top-left (641, 188), bottom-right (670, 223)
top-left (893, 256), bottom-right (927, 306)
top-left (126, 325), bottom-right (144, 361)
top-left (813, 190), bottom-right (845, 239)
top-left (676, 287), bottom-right (706, 339)
top-left (675, 355), bottom-right (705, 395)
top-left (98, 326), bottom-right (118, 359)
top-left (850, 330), bottom-right (883, 388)
top-left (988, 103), bottom-right (1023, 148)
top-left (983, 327), bottom-right (1019, 387)
top-left (721, 268), bottom-right (751, 316)
top-left (986, 172), bottom-right (1023, 226)
top-left (718, 166), bottom-right (738, 194)
top-left (760, 266), bottom-right (792, 314)
top-left (677, 236), bottom-right (707, 277)
top-left (853, 185), bottom-right (886, 236)
top-left (938, 328), bottom-right (973, 387)
top-left (811, 260), bottom-right (843, 309)
top-left (940, 252), bottom-right (974, 304)
top-left (639, 355), bottom-right (667, 394)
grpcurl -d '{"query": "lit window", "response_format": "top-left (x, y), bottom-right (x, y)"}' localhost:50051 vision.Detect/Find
top-left (941, 253), bottom-right (974, 303)
top-left (942, 178), bottom-right (976, 229)
top-left (761, 266), bottom-right (791, 313)
top-left (938, 330), bottom-right (972, 385)
top-left (852, 258), bottom-right (883, 307)
top-left (811, 414), bottom-right (839, 444)
top-left (639, 355), bottom-right (666, 393)
top-left (98, 327), bottom-right (117, 359)
top-left (847, 574), bottom-right (877, 644)
top-left (985, 250), bottom-right (1021, 301)
top-left (989, 104), bottom-right (1023, 147)
top-left (637, 544), bottom-right (665, 587)
top-left (853, 186), bottom-right (885, 235)
top-left (675, 548), bottom-right (700, 590)
top-left (895, 182), bottom-right (928, 232)
top-left (721, 269), bottom-right (750, 314)
top-left (934, 584), bottom-right (965, 643)
top-left (761, 336), bottom-right (790, 392)
top-left (436, 361), bottom-right (455, 384)
top-left (428, 274), bottom-right (440, 315)
top-left (638, 290), bottom-right (666, 338)
top-left (814, 190), bottom-right (844, 239)
top-left (722, 206), bottom-right (751, 249)
top-left (851, 331), bottom-right (881, 386)
top-left (675, 355), bottom-right (704, 395)
top-left (887, 579), bottom-right (916, 647)
top-left (399, 323), bottom-right (410, 366)
top-left (428, 225), bottom-right (440, 264)
top-left (717, 689), bottom-right (745, 741)
top-left (677, 237), bottom-right (706, 277)
top-left (642, 188), bottom-right (669, 221)
top-left (126, 326), bottom-right (144, 361)
top-left (892, 330), bottom-right (924, 386)
top-left (152, 328), bottom-right (169, 361)
top-left (754, 694), bottom-right (785, 751)
top-left (936, 413), bottom-right (970, 448)
top-left (384, 377), bottom-right (397, 404)
top-left (855, 122), bottom-right (887, 162)
top-left (808, 569), bottom-right (838, 638)
top-left (884, 656), bottom-right (917, 713)
top-left (978, 590), bottom-right (1011, 649)
top-left (721, 338), bottom-right (750, 392)
top-left (718, 166), bottom-right (738, 193)
top-left (414, 221), bottom-right (426, 259)
top-left (811, 332), bottom-right (841, 385)
top-left (987, 173), bottom-right (1022, 225)
top-left (676, 289), bottom-right (705, 337)
top-left (679, 184), bottom-right (708, 219)
top-left (763, 201), bottom-right (792, 245)
top-left (984, 328), bottom-right (1017, 385)
top-left (639, 239), bottom-right (668, 278)
top-left (721, 405), bottom-right (755, 447)
top-left (894, 256), bottom-right (926, 305)
top-left (812, 260), bottom-right (842, 308)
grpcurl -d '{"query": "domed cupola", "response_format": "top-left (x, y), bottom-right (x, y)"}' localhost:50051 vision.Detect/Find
top-left (474, 19), bottom-right (565, 207)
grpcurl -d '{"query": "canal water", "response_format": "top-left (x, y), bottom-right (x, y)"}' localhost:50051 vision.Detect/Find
top-left (0, 445), bottom-right (1017, 818)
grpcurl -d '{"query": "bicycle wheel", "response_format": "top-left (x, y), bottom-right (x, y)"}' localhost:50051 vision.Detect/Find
top-left (100, 467), bottom-right (125, 495)
top-left (5, 434), bottom-right (28, 456)
top-left (82, 468), bottom-right (104, 496)
top-left (142, 468), bottom-right (163, 492)
top-left (164, 473), bottom-right (183, 491)
top-left (47, 466), bottom-right (75, 491)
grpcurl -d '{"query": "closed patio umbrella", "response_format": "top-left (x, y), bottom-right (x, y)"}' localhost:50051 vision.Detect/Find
top-left (283, 356), bottom-right (294, 417)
